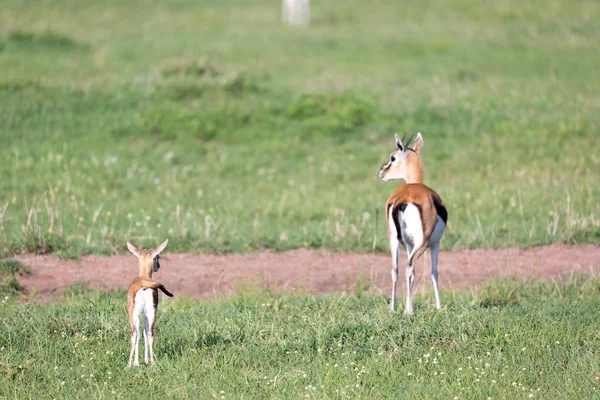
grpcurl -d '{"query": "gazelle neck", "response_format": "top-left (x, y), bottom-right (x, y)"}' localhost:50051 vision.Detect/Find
top-left (139, 265), bottom-right (153, 280)
top-left (404, 163), bottom-right (423, 184)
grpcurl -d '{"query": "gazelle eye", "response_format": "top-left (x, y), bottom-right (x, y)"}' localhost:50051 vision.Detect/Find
top-left (390, 155), bottom-right (396, 162)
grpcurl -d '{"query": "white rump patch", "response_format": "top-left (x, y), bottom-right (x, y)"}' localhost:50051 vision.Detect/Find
top-left (133, 288), bottom-right (156, 322)
top-left (399, 204), bottom-right (424, 248)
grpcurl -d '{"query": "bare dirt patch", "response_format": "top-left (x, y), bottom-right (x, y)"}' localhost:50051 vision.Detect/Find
top-left (13, 243), bottom-right (600, 302)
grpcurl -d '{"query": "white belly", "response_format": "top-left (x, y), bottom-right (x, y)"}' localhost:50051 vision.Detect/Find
top-left (428, 216), bottom-right (446, 246)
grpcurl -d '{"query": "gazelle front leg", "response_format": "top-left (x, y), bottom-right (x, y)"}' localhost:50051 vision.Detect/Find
top-left (430, 243), bottom-right (441, 310)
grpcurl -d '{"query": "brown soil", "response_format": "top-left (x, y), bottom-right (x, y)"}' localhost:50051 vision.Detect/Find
top-left (13, 243), bottom-right (600, 302)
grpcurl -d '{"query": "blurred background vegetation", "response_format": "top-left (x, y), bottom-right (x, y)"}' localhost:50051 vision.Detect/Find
top-left (0, 0), bottom-right (598, 257)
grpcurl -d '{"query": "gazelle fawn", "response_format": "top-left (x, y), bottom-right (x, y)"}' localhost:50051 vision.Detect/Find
top-left (126, 239), bottom-right (173, 367)
top-left (379, 133), bottom-right (447, 315)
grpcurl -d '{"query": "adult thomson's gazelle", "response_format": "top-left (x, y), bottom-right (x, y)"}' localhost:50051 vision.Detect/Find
top-left (379, 133), bottom-right (447, 314)
top-left (126, 239), bottom-right (174, 367)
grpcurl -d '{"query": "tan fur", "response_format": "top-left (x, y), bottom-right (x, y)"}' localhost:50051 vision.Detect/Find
top-left (126, 244), bottom-right (171, 327)
top-left (386, 183), bottom-right (442, 240)
top-left (379, 133), bottom-right (447, 314)
top-left (126, 239), bottom-right (172, 366)
top-left (379, 148), bottom-right (423, 183)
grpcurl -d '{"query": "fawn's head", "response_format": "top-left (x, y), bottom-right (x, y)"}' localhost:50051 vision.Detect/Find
top-left (378, 133), bottom-right (424, 183)
top-left (126, 239), bottom-right (169, 278)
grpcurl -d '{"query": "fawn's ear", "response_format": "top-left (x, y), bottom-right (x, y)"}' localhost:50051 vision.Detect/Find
top-left (126, 242), bottom-right (140, 258)
top-left (151, 238), bottom-right (168, 258)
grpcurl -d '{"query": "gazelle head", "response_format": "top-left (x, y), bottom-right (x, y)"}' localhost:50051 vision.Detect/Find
top-left (126, 239), bottom-right (169, 278)
top-left (378, 133), bottom-right (424, 183)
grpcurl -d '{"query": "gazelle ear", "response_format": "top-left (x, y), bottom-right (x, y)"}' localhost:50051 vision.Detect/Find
top-left (126, 242), bottom-right (140, 258)
top-left (151, 238), bottom-right (168, 258)
top-left (394, 133), bottom-right (404, 151)
top-left (413, 132), bottom-right (424, 154)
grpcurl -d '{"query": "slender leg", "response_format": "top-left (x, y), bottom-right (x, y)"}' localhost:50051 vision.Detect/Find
top-left (406, 243), bottom-right (428, 315)
top-left (388, 205), bottom-right (402, 312)
top-left (133, 317), bottom-right (141, 366)
top-left (390, 237), bottom-right (400, 312)
top-left (404, 245), bottom-right (414, 315)
top-left (143, 316), bottom-right (149, 364)
top-left (405, 265), bottom-right (415, 315)
top-left (148, 311), bottom-right (156, 364)
top-left (127, 327), bottom-right (137, 367)
top-left (430, 243), bottom-right (441, 310)
top-left (148, 328), bottom-right (155, 363)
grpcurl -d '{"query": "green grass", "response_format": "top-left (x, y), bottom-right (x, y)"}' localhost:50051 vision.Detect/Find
top-left (1, 278), bottom-right (600, 398)
top-left (1, 0), bottom-right (599, 257)
top-left (0, 260), bottom-right (30, 296)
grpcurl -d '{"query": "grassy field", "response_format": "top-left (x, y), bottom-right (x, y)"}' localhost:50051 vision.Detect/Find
top-left (0, 0), bottom-right (598, 257)
top-left (0, 277), bottom-right (599, 398)
top-left (2, 3), bottom-right (599, 398)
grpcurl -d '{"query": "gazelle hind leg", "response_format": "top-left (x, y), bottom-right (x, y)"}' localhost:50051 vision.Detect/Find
top-left (404, 245), bottom-right (414, 315)
top-left (430, 243), bottom-right (441, 310)
top-left (390, 237), bottom-right (400, 312)
top-left (148, 313), bottom-right (156, 363)
top-left (129, 316), bottom-right (141, 367)
top-left (127, 327), bottom-right (137, 367)
top-left (405, 243), bottom-right (428, 315)
top-left (134, 323), bottom-right (141, 366)
top-left (388, 205), bottom-right (402, 312)
top-left (143, 316), bottom-right (149, 364)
